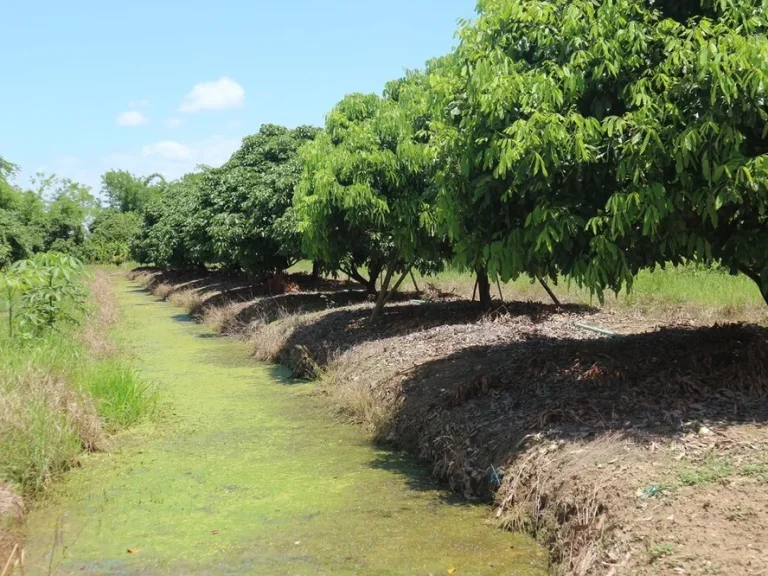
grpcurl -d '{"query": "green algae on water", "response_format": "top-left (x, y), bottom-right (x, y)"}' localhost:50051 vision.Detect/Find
top-left (23, 279), bottom-right (547, 575)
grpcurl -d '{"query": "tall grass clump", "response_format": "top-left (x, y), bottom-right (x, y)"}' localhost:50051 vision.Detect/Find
top-left (0, 367), bottom-right (96, 495)
top-left (81, 360), bottom-right (157, 430)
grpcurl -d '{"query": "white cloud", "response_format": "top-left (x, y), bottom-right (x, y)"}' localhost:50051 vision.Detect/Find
top-left (115, 99), bottom-right (151, 127)
top-left (26, 136), bottom-right (241, 204)
top-left (106, 136), bottom-right (241, 182)
top-left (164, 117), bottom-right (185, 128)
top-left (116, 110), bottom-right (148, 127)
top-left (141, 141), bottom-right (192, 160)
top-left (178, 77), bottom-right (245, 113)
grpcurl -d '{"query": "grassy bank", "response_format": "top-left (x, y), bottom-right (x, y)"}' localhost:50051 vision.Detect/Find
top-left (0, 268), bottom-right (156, 564)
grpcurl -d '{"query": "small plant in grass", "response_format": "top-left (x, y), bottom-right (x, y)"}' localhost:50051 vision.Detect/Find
top-left (679, 459), bottom-right (732, 487)
top-left (0, 269), bottom-right (24, 339)
top-left (649, 543), bottom-right (676, 562)
top-left (1, 252), bottom-right (87, 339)
top-left (739, 464), bottom-right (768, 482)
top-left (639, 483), bottom-right (675, 499)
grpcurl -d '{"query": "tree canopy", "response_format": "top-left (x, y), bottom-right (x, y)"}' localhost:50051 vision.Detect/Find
top-left (101, 170), bottom-right (165, 213)
top-left (296, 72), bottom-right (446, 315)
top-left (131, 172), bottom-right (210, 269)
top-left (7, 0), bottom-right (768, 310)
top-left (433, 0), bottom-right (768, 305)
top-left (202, 124), bottom-right (320, 275)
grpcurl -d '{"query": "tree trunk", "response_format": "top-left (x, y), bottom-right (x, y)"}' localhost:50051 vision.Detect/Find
top-left (410, 271), bottom-right (421, 294)
top-left (538, 276), bottom-right (561, 306)
top-left (475, 266), bottom-right (492, 310)
top-left (740, 266), bottom-right (768, 306)
top-left (367, 261), bottom-right (384, 295)
top-left (311, 260), bottom-right (321, 281)
top-left (343, 267), bottom-right (377, 295)
top-left (371, 261), bottom-right (397, 322)
top-left (371, 266), bottom-right (411, 322)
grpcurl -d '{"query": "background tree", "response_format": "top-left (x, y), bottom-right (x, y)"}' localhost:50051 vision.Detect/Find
top-left (84, 209), bottom-right (142, 264)
top-left (296, 75), bottom-right (445, 318)
top-left (101, 170), bottom-right (164, 213)
top-left (433, 0), bottom-right (768, 307)
top-left (201, 124), bottom-right (320, 276)
top-left (131, 172), bottom-right (210, 268)
top-left (32, 174), bottom-right (98, 254)
top-left (0, 158), bottom-right (36, 267)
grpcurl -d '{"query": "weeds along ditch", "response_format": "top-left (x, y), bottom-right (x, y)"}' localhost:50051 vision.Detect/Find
top-left (0, 255), bottom-right (156, 561)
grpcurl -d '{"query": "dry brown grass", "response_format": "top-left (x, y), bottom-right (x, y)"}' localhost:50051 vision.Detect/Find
top-left (496, 433), bottom-right (634, 576)
top-left (153, 282), bottom-right (174, 300)
top-left (168, 289), bottom-right (205, 315)
top-left (202, 301), bottom-right (249, 334)
top-left (0, 484), bottom-right (23, 528)
top-left (1, 367), bottom-right (106, 455)
top-left (317, 361), bottom-right (396, 437)
top-left (0, 482), bottom-right (23, 566)
top-left (80, 269), bottom-right (119, 358)
top-left (127, 270), bottom-right (154, 289)
top-left (249, 311), bottom-right (311, 366)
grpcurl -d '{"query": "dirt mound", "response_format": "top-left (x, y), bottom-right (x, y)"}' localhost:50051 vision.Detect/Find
top-left (259, 299), bottom-right (595, 378)
top-left (385, 324), bottom-right (768, 574)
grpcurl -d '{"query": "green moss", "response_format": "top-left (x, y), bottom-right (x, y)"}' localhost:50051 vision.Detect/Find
top-left (23, 279), bottom-right (546, 574)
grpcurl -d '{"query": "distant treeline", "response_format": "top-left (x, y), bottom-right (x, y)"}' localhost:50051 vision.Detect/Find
top-left (3, 0), bottom-right (768, 316)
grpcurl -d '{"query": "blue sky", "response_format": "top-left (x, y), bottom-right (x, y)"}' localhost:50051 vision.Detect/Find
top-left (1, 0), bottom-right (475, 195)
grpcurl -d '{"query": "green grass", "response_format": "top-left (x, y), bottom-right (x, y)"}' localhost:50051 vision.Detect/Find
top-left (679, 459), bottom-right (732, 487)
top-left (739, 463), bottom-right (768, 482)
top-left (621, 265), bottom-right (764, 309)
top-left (649, 543), bottom-right (676, 562)
top-left (0, 377), bottom-right (83, 494)
top-left (288, 261), bottom-right (766, 317)
top-left (81, 359), bottom-right (157, 430)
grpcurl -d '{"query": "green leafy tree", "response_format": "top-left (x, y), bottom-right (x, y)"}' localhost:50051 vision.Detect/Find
top-left (84, 209), bottom-right (142, 264)
top-left (27, 174), bottom-right (97, 253)
top-left (0, 158), bottom-right (45, 267)
top-left (0, 156), bottom-right (19, 209)
top-left (434, 0), bottom-right (768, 306)
top-left (131, 172), bottom-right (211, 268)
top-left (101, 170), bottom-right (164, 213)
top-left (296, 74), bottom-right (445, 318)
top-left (201, 124), bottom-right (320, 276)
top-left (0, 209), bottom-right (40, 268)
top-left (1, 252), bottom-right (86, 337)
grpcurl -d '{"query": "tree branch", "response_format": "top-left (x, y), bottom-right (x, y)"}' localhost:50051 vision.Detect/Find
top-left (538, 276), bottom-right (561, 306)
top-left (740, 266), bottom-right (768, 306)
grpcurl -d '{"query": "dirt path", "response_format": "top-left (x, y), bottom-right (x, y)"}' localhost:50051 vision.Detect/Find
top-left (22, 279), bottom-right (545, 575)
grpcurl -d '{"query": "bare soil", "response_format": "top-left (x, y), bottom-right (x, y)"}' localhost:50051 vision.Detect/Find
top-left (131, 267), bottom-right (768, 575)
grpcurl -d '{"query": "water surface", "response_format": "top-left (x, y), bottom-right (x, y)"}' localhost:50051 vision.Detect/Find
top-left (24, 280), bottom-right (546, 575)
